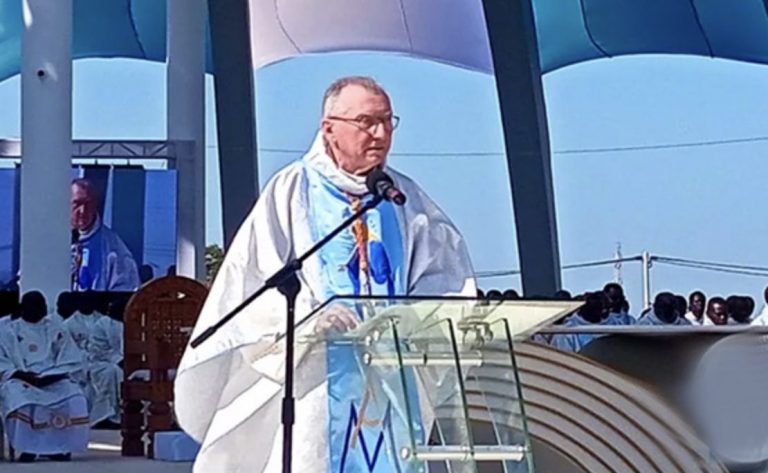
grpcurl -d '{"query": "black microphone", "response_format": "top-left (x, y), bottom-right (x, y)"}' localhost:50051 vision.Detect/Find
top-left (366, 168), bottom-right (407, 205)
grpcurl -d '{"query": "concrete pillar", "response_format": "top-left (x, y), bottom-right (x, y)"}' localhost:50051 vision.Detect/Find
top-left (209, 0), bottom-right (259, 247)
top-left (482, 0), bottom-right (562, 297)
top-left (20, 0), bottom-right (73, 303)
top-left (168, 0), bottom-right (206, 279)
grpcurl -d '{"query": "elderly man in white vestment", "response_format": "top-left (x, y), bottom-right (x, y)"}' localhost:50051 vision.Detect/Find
top-left (0, 291), bottom-right (89, 462)
top-left (175, 76), bottom-right (476, 472)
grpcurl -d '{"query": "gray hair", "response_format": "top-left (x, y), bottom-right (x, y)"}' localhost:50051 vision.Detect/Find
top-left (322, 76), bottom-right (389, 117)
top-left (71, 178), bottom-right (99, 200)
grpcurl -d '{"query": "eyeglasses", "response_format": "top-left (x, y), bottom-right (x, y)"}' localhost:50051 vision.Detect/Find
top-left (327, 114), bottom-right (400, 133)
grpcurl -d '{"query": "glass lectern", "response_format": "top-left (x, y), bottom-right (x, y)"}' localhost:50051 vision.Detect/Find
top-left (279, 296), bottom-right (579, 473)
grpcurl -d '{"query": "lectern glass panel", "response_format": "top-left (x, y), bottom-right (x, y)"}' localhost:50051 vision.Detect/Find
top-left (294, 296), bottom-right (580, 472)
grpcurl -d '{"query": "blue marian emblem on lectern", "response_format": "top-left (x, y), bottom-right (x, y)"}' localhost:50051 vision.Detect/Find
top-left (339, 394), bottom-right (396, 472)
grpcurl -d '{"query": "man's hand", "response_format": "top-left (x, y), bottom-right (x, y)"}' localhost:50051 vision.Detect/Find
top-left (314, 303), bottom-right (359, 334)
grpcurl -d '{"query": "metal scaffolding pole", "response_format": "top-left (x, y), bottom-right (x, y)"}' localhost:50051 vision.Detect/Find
top-left (642, 251), bottom-right (652, 309)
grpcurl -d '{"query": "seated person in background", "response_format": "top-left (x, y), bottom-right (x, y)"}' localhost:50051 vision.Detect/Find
top-left (704, 296), bottom-right (728, 326)
top-left (746, 297), bottom-right (756, 322)
top-left (50, 292), bottom-right (76, 324)
top-left (673, 295), bottom-right (688, 321)
top-left (550, 291), bottom-right (606, 352)
top-left (0, 291), bottom-right (88, 462)
top-left (64, 293), bottom-right (102, 409)
top-left (637, 292), bottom-right (691, 326)
top-left (64, 293), bottom-right (102, 353)
top-left (603, 283), bottom-right (634, 325)
top-left (751, 286), bottom-right (768, 325)
top-left (531, 290), bottom-right (574, 345)
top-left (503, 289), bottom-right (520, 300)
top-left (486, 289), bottom-right (503, 300)
top-left (685, 291), bottom-right (706, 325)
top-left (139, 264), bottom-right (154, 285)
top-left (0, 308), bottom-right (16, 329)
top-left (87, 299), bottom-right (125, 428)
top-left (727, 296), bottom-right (754, 325)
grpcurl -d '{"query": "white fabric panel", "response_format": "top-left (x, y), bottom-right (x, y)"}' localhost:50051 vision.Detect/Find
top-left (248, 0), bottom-right (494, 72)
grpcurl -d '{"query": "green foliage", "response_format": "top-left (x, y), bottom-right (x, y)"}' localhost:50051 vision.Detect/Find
top-left (205, 244), bottom-right (225, 283)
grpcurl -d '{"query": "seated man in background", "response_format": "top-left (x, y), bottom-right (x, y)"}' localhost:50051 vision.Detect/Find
top-left (673, 295), bottom-right (688, 321)
top-left (751, 286), bottom-right (768, 324)
top-left (64, 293), bottom-right (102, 353)
top-left (685, 291), bottom-right (706, 325)
top-left (49, 292), bottom-right (76, 324)
top-left (550, 291), bottom-right (607, 352)
top-left (704, 297), bottom-right (728, 325)
top-left (603, 283), bottom-right (634, 325)
top-left (637, 292), bottom-right (691, 326)
top-left (63, 293), bottom-right (102, 419)
top-left (0, 291), bottom-right (88, 462)
top-left (87, 299), bottom-right (125, 428)
top-left (727, 296), bottom-right (754, 325)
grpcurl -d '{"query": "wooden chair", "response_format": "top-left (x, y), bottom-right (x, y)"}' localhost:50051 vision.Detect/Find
top-left (121, 276), bottom-right (207, 457)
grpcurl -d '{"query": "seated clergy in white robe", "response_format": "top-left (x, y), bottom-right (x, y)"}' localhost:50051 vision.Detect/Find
top-left (63, 295), bottom-right (102, 399)
top-left (0, 291), bottom-right (88, 462)
top-left (636, 292), bottom-right (691, 326)
top-left (175, 76), bottom-right (476, 473)
top-left (86, 300), bottom-right (124, 425)
top-left (64, 295), bottom-right (102, 354)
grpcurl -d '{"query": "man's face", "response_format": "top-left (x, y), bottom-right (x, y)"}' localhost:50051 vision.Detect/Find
top-left (690, 294), bottom-right (706, 316)
top-left (71, 183), bottom-right (97, 231)
top-left (321, 85), bottom-right (394, 175)
top-left (707, 302), bottom-right (728, 325)
top-left (605, 287), bottom-right (624, 312)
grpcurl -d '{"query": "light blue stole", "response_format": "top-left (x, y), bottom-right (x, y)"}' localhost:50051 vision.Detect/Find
top-left (73, 226), bottom-right (104, 290)
top-left (303, 161), bottom-right (424, 472)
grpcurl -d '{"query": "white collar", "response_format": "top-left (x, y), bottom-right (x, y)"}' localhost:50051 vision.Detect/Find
top-left (78, 214), bottom-right (102, 240)
top-left (303, 132), bottom-right (372, 196)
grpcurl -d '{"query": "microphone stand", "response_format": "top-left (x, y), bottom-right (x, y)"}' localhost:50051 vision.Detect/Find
top-left (190, 194), bottom-right (384, 473)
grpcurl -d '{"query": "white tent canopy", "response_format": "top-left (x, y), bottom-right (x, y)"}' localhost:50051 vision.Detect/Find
top-left (247, 0), bottom-right (493, 73)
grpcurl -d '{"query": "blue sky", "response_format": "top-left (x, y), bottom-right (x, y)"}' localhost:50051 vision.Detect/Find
top-left (0, 52), bottom-right (767, 311)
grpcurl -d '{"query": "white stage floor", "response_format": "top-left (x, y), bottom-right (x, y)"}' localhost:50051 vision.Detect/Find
top-left (2, 430), bottom-right (193, 472)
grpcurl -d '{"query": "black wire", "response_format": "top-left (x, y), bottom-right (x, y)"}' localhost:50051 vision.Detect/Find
top-left (203, 135), bottom-right (768, 156)
top-left (553, 136), bottom-right (768, 155)
top-left (655, 256), bottom-right (768, 273)
top-left (476, 256), bottom-right (643, 279)
top-left (563, 256), bottom-right (643, 270)
top-left (654, 260), bottom-right (768, 278)
top-left (477, 255), bottom-right (768, 280)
